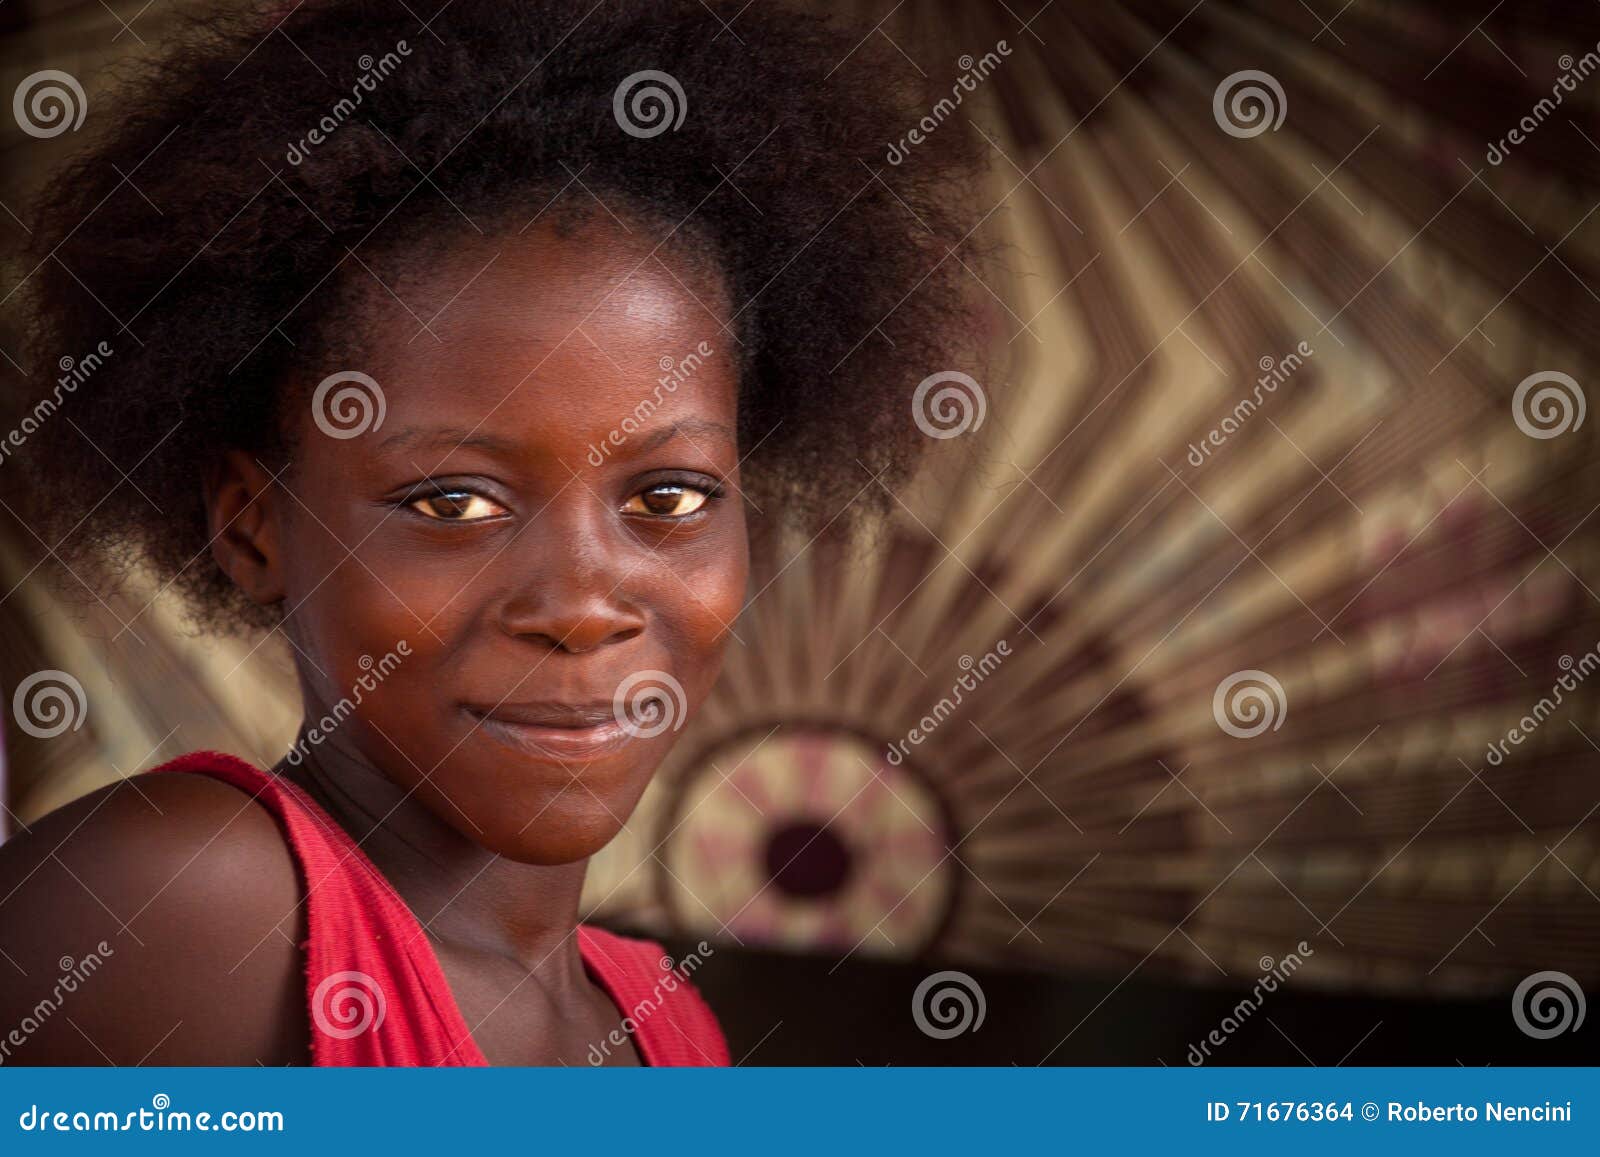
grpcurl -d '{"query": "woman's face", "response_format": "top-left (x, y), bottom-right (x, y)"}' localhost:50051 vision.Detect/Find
top-left (269, 219), bottom-right (747, 864)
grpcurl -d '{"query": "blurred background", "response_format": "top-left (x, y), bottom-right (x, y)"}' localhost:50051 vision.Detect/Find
top-left (2, 0), bottom-right (1597, 1064)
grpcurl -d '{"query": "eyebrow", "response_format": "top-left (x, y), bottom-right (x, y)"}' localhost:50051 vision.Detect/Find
top-left (376, 418), bottom-right (737, 458)
top-left (378, 425), bottom-right (521, 455)
top-left (630, 418), bottom-right (737, 455)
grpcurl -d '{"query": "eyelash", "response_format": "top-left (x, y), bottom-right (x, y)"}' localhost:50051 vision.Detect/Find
top-left (626, 477), bottom-right (728, 520)
top-left (396, 477), bottom-right (727, 523)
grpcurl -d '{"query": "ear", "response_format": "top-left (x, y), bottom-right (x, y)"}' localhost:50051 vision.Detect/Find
top-left (203, 450), bottom-right (287, 609)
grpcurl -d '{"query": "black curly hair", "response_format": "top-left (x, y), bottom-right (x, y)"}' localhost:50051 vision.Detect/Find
top-left (14, 0), bottom-right (986, 628)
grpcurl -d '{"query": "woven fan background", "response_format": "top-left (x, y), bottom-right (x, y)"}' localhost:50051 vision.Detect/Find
top-left (2, 0), bottom-right (1597, 1010)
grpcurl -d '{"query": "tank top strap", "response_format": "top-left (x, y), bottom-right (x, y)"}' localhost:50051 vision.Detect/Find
top-left (577, 925), bottom-right (732, 1066)
top-left (152, 750), bottom-right (488, 1065)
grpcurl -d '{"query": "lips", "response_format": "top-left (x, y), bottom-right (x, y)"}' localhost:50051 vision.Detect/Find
top-left (462, 700), bottom-right (634, 763)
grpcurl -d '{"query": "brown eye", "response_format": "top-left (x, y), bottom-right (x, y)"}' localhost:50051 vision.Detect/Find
top-left (408, 490), bottom-right (505, 521)
top-left (625, 484), bottom-right (710, 518)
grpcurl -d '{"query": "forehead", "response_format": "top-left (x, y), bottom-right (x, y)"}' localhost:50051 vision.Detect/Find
top-left (333, 218), bottom-right (738, 440)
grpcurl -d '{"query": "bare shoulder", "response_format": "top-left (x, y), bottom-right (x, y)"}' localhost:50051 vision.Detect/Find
top-left (0, 770), bottom-right (309, 1064)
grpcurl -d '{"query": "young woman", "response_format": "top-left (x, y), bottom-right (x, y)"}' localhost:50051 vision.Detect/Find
top-left (0, 0), bottom-right (979, 1064)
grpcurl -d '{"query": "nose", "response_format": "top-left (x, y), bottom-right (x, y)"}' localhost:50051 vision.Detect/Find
top-left (494, 520), bottom-right (646, 653)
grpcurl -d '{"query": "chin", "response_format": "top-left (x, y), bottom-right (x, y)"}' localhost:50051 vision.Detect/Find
top-left (420, 741), bottom-right (662, 865)
top-left (476, 795), bottom-right (631, 865)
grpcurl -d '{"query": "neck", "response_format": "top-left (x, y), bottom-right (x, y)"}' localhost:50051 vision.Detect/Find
top-left (276, 727), bottom-right (591, 975)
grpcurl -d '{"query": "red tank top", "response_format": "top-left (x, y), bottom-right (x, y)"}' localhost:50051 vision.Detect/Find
top-left (153, 751), bottom-right (729, 1067)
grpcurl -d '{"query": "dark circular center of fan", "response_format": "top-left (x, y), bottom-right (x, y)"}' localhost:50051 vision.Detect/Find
top-left (763, 820), bottom-right (853, 899)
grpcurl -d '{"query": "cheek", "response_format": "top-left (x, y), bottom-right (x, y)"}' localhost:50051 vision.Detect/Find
top-left (348, 540), bottom-right (488, 638)
top-left (277, 516), bottom-right (448, 688)
top-left (285, 502), bottom-right (477, 637)
top-left (666, 525), bottom-right (749, 677)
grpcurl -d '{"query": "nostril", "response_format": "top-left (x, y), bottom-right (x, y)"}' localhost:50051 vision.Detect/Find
top-left (557, 620), bottom-right (644, 653)
top-left (498, 595), bottom-right (647, 652)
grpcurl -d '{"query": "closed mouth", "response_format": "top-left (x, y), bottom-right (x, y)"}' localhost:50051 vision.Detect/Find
top-left (462, 702), bottom-right (633, 763)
